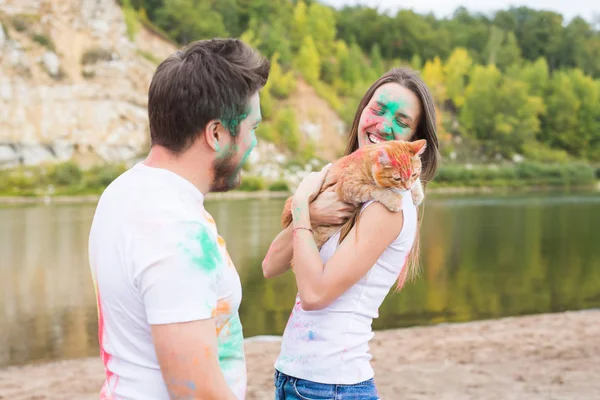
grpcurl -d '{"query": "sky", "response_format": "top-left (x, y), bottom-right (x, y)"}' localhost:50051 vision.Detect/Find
top-left (321, 0), bottom-right (600, 23)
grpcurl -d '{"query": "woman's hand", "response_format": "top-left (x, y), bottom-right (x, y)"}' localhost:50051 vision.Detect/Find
top-left (293, 164), bottom-right (332, 203)
top-left (309, 187), bottom-right (355, 226)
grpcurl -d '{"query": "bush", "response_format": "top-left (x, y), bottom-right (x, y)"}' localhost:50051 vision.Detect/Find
top-left (11, 14), bottom-right (38, 32)
top-left (1, 166), bottom-right (48, 194)
top-left (268, 180), bottom-right (289, 192)
top-left (48, 162), bottom-right (83, 186)
top-left (136, 49), bottom-right (160, 65)
top-left (122, 0), bottom-right (140, 40)
top-left (433, 161), bottom-right (596, 187)
top-left (275, 108), bottom-right (301, 153)
top-left (84, 164), bottom-right (127, 189)
top-left (81, 48), bottom-right (113, 65)
top-left (238, 175), bottom-right (266, 191)
top-left (32, 33), bottom-right (55, 51)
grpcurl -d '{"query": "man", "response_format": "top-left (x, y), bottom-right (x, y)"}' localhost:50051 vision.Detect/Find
top-left (88, 38), bottom-right (270, 400)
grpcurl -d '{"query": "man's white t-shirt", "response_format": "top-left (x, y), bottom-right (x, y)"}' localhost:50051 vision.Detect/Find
top-left (89, 163), bottom-right (246, 399)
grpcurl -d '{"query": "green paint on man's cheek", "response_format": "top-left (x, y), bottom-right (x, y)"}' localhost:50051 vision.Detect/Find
top-left (223, 112), bottom-right (248, 136)
top-left (227, 131), bottom-right (257, 184)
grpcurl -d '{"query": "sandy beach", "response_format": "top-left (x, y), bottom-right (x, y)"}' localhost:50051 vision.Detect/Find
top-left (1, 310), bottom-right (598, 400)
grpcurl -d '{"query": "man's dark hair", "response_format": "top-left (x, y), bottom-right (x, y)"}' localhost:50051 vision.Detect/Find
top-left (148, 38), bottom-right (270, 153)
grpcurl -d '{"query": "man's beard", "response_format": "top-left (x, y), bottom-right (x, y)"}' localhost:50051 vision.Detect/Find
top-left (210, 148), bottom-right (241, 193)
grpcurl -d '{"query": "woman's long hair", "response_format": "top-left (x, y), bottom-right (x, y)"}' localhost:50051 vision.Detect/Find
top-left (337, 67), bottom-right (440, 289)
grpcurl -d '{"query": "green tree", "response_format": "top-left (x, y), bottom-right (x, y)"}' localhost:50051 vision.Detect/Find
top-left (290, 0), bottom-right (308, 52)
top-left (369, 43), bottom-right (384, 77)
top-left (275, 108), bottom-right (301, 152)
top-left (444, 48), bottom-right (473, 108)
top-left (307, 2), bottom-right (336, 57)
top-left (155, 0), bottom-right (228, 43)
top-left (422, 56), bottom-right (447, 105)
top-left (542, 70), bottom-right (600, 158)
top-left (483, 26), bottom-right (522, 70)
top-left (265, 52), bottom-right (296, 98)
top-left (295, 36), bottom-right (320, 85)
top-left (506, 57), bottom-right (549, 98)
top-left (460, 65), bottom-right (544, 157)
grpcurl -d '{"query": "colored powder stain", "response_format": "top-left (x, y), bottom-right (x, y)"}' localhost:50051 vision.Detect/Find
top-left (223, 111), bottom-right (248, 136)
top-left (204, 345), bottom-right (212, 359)
top-left (204, 211), bottom-right (216, 225)
top-left (228, 131), bottom-right (257, 185)
top-left (217, 235), bottom-right (226, 247)
top-left (217, 315), bottom-right (245, 370)
top-left (377, 93), bottom-right (408, 136)
top-left (215, 143), bottom-right (232, 160)
top-left (307, 330), bottom-right (316, 341)
top-left (182, 225), bottom-right (223, 273)
top-left (212, 299), bottom-right (232, 318)
top-left (96, 290), bottom-right (119, 392)
top-left (226, 252), bottom-right (235, 269)
top-left (293, 206), bottom-right (302, 221)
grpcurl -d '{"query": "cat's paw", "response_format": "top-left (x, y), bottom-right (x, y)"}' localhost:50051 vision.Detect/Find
top-left (380, 197), bottom-right (403, 212)
top-left (411, 189), bottom-right (424, 206)
top-left (411, 177), bottom-right (425, 206)
top-left (388, 202), bottom-right (403, 212)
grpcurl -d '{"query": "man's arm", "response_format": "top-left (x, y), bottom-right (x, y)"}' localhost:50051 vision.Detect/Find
top-left (152, 319), bottom-right (237, 400)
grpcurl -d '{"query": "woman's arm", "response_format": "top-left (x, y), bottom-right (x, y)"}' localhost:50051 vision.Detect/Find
top-left (262, 187), bottom-right (355, 279)
top-left (289, 167), bottom-right (404, 310)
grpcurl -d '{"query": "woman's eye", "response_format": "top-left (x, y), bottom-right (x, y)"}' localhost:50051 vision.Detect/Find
top-left (396, 118), bottom-right (408, 128)
top-left (372, 107), bottom-right (385, 116)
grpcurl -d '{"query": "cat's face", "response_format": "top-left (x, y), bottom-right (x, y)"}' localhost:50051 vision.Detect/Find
top-left (371, 140), bottom-right (427, 191)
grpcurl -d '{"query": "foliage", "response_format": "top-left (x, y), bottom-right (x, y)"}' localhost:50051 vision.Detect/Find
top-left (238, 175), bottom-right (267, 191)
top-left (274, 108), bottom-right (301, 153)
top-left (268, 180), bottom-right (290, 192)
top-left (31, 33), bottom-right (55, 51)
top-left (432, 162), bottom-right (596, 187)
top-left (81, 48), bottom-right (113, 64)
top-left (68, 1), bottom-right (600, 164)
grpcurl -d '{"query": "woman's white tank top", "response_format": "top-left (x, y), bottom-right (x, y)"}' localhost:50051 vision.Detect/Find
top-left (274, 191), bottom-right (418, 384)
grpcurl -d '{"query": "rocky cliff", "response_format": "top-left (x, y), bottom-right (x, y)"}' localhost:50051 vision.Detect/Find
top-left (0, 0), bottom-right (176, 168)
top-left (0, 0), bottom-right (346, 172)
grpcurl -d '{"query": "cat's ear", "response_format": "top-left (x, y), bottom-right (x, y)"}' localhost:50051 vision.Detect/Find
top-left (410, 139), bottom-right (427, 157)
top-left (378, 148), bottom-right (391, 165)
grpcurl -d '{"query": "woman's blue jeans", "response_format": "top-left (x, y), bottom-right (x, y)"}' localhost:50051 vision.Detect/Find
top-left (274, 369), bottom-right (380, 400)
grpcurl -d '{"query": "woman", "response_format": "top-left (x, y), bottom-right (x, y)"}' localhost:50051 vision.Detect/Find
top-left (262, 67), bottom-right (440, 399)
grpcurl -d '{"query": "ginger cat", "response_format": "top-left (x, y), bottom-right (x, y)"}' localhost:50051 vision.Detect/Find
top-left (282, 139), bottom-right (427, 250)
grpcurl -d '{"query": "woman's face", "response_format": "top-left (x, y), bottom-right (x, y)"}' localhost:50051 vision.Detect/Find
top-left (357, 82), bottom-right (422, 149)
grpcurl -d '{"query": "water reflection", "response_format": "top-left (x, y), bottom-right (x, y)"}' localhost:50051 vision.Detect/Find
top-left (0, 192), bottom-right (599, 368)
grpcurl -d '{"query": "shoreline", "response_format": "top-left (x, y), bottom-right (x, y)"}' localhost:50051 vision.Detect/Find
top-left (0, 310), bottom-right (598, 399)
top-left (1, 183), bottom-right (598, 205)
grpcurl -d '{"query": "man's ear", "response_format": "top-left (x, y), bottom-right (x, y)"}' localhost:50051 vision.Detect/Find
top-left (204, 120), bottom-right (223, 152)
